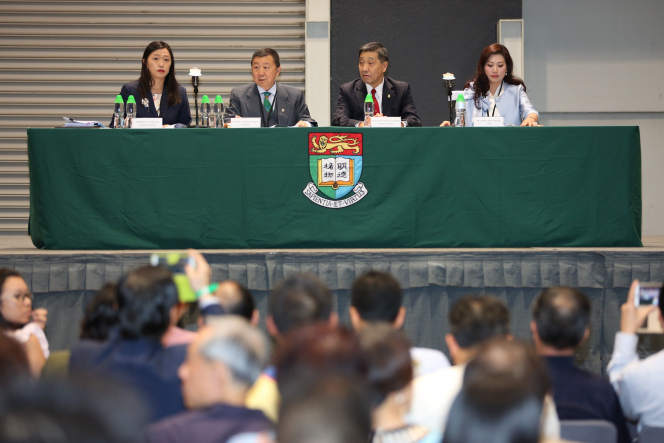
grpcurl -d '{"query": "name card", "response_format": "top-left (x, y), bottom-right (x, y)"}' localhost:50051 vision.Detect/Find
top-left (370, 117), bottom-right (402, 128)
top-left (447, 91), bottom-right (465, 102)
top-left (230, 118), bottom-right (261, 128)
top-left (132, 118), bottom-right (163, 129)
top-left (473, 117), bottom-right (504, 127)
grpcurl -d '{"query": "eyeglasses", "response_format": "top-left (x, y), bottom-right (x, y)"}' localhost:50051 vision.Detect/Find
top-left (1, 292), bottom-right (32, 303)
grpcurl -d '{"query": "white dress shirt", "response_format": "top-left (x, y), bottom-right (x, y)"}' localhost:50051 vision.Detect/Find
top-left (359, 79), bottom-right (407, 127)
top-left (607, 332), bottom-right (664, 430)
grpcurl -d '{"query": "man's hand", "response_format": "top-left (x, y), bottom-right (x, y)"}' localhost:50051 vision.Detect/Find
top-left (295, 120), bottom-right (310, 127)
top-left (440, 121), bottom-right (451, 127)
top-left (621, 279), bottom-right (657, 334)
top-left (185, 249), bottom-right (211, 293)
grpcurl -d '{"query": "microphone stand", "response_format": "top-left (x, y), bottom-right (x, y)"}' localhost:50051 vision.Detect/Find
top-left (192, 76), bottom-right (200, 127)
top-left (445, 79), bottom-right (454, 123)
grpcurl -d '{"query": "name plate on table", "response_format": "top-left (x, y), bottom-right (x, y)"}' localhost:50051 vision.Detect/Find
top-left (230, 118), bottom-right (261, 128)
top-left (370, 117), bottom-right (402, 127)
top-left (473, 117), bottom-right (504, 127)
top-left (132, 118), bottom-right (163, 129)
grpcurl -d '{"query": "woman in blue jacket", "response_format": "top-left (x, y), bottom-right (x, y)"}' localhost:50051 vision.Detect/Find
top-left (442, 44), bottom-right (538, 127)
top-left (111, 41), bottom-right (191, 127)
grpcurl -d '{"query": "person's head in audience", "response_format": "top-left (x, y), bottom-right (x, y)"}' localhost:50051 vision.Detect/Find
top-left (209, 281), bottom-right (259, 325)
top-left (278, 376), bottom-right (372, 443)
top-left (443, 338), bottom-right (550, 443)
top-left (0, 269), bottom-right (32, 330)
top-left (275, 323), bottom-right (366, 406)
top-left (267, 273), bottom-right (337, 340)
top-left (359, 324), bottom-right (414, 431)
top-left (446, 294), bottom-right (510, 365)
top-left (0, 378), bottom-right (146, 443)
top-left (80, 282), bottom-right (119, 341)
top-left (531, 286), bottom-right (591, 355)
top-left (0, 334), bottom-right (30, 387)
top-left (349, 271), bottom-right (406, 330)
top-left (116, 266), bottom-right (178, 342)
top-left (179, 316), bottom-right (270, 410)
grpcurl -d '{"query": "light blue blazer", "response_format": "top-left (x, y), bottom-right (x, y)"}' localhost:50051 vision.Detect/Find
top-left (462, 82), bottom-right (538, 126)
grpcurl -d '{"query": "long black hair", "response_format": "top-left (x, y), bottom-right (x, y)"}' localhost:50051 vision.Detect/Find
top-left (464, 43), bottom-right (526, 110)
top-left (138, 41), bottom-right (181, 107)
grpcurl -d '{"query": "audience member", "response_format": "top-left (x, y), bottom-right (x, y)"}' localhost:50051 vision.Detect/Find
top-left (350, 270), bottom-right (450, 376)
top-left (359, 324), bottom-right (437, 443)
top-left (607, 279), bottom-right (664, 430)
top-left (69, 265), bottom-right (187, 423)
top-left (532, 286), bottom-right (630, 443)
top-left (213, 281), bottom-right (259, 325)
top-left (0, 268), bottom-right (47, 377)
top-left (443, 339), bottom-right (551, 443)
top-left (161, 300), bottom-right (196, 347)
top-left (0, 378), bottom-right (146, 443)
top-left (147, 316), bottom-right (273, 443)
top-left (0, 333), bottom-right (31, 387)
top-left (408, 294), bottom-right (560, 439)
top-left (278, 376), bottom-right (372, 443)
top-left (246, 272), bottom-right (338, 421)
top-left (275, 323), bottom-right (366, 407)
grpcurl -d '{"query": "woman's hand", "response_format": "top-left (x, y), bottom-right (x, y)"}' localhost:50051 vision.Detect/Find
top-left (520, 114), bottom-right (539, 126)
top-left (440, 121), bottom-right (451, 127)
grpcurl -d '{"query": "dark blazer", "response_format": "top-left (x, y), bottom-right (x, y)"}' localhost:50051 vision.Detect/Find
top-left (544, 356), bottom-right (631, 443)
top-left (223, 83), bottom-right (317, 126)
top-left (69, 333), bottom-right (187, 423)
top-left (146, 403), bottom-right (274, 443)
top-left (332, 77), bottom-right (421, 127)
top-left (110, 79), bottom-right (191, 127)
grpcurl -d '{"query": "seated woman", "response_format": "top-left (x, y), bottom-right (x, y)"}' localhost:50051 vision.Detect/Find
top-left (110, 40), bottom-right (191, 127)
top-left (359, 324), bottom-right (438, 443)
top-left (442, 43), bottom-right (538, 127)
top-left (0, 269), bottom-right (48, 378)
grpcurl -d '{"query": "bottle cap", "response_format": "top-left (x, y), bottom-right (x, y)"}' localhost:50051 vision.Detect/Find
top-left (201, 95), bottom-right (210, 103)
top-left (215, 95), bottom-right (223, 103)
top-left (456, 94), bottom-right (465, 103)
top-left (364, 94), bottom-right (373, 103)
top-left (114, 95), bottom-right (124, 104)
top-left (127, 95), bottom-right (136, 104)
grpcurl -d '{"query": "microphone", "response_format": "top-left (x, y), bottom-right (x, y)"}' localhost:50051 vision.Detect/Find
top-left (189, 67), bottom-right (202, 127)
top-left (443, 73), bottom-right (455, 123)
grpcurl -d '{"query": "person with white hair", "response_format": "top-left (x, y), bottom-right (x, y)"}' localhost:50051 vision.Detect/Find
top-left (146, 316), bottom-right (273, 443)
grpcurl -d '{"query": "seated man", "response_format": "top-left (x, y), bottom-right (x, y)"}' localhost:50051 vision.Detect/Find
top-left (147, 317), bottom-right (273, 443)
top-left (349, 270), bottom-right (449, 376)
top-left (223, 48), bottom-right (317, 127)
top-left (332, 42), bottom-right (421, 127)
top-left (607, 280), bottom-right (664, 431)
top-left (69, 266), bottom-right (187, 423)
top-left (531, 287), bottom-right (630, 443)
top-left (407, 294), bottom-right (560, 439)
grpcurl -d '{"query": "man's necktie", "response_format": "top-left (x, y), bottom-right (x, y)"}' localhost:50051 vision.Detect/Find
top-left (371, 88), bottom-right (380, 114)
top-left (263, 91), bottom-right (272, 111)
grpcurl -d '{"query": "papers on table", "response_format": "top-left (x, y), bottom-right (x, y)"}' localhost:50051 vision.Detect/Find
top-left (62, 117), bottom-right (106, 128)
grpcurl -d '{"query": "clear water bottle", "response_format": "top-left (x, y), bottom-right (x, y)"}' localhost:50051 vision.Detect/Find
top-left (213, 95), bottom-right (224, 128)
top-left (124, 95), bottom-right (136, 128)
top-left (113, 95), bottom-right (124, 128)
top-left (363, 93), bottom-right (374, 127)
top-left (454, 94), bottom-right (466, 127)
top-left (200, 95), bottom-right (210, 128)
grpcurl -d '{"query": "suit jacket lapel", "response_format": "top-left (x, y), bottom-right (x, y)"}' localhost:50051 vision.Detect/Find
top-left (246, 85), bottom-right (262, 123)
top-left (381, 77), bottom-right (394, 117)
top-left (275, 83), bottom-right (290, 125)
top-left (355, 80), bottom-right (367, 115)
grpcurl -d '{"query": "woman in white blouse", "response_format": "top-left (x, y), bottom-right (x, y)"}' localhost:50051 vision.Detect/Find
top-left (442, 43), bottom-right (538, 127)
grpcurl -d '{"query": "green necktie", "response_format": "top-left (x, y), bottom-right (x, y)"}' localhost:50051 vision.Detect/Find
top-left (263, 91), bottom-right (272, 111)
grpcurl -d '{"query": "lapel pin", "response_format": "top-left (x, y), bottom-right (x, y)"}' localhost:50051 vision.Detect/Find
top-left (282, 108), bottom-right (285, 112)
top-left (388, 94), bottom-right (391, 98)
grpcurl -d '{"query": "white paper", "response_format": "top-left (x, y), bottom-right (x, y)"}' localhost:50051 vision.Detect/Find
top-left (370, 117), bottom-right (402, 128)
top-left (132, 118), bottom-right (163, 129)
top-left (473, 117), bottom-right (505, 127)
top-left (230, 118), bottom-right (261, 128)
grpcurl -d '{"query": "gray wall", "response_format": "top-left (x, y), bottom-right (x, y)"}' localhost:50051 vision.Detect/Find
top-left (524, 0), bottom-right (664, 235)
top-left (330, 0), bottom-right (521, 126)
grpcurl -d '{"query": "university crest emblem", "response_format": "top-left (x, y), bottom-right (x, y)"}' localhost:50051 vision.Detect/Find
top-left (303, 133), bottom-right (369, 208)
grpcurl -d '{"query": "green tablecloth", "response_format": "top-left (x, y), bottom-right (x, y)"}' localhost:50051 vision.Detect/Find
top-left (28, 127), bottom-right (642, 249)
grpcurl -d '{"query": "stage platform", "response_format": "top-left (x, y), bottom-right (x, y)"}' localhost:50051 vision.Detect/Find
top-left (2, 235), bottom-right (664, 375)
